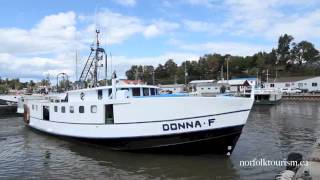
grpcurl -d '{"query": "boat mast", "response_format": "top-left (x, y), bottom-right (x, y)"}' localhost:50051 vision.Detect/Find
top-left (93, 29), bottom-right (100, 86)
top-left (78, 29), bottom-right (106, 88)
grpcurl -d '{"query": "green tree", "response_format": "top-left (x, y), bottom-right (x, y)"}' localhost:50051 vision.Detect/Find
top-left (291, 41), bottom-right (319, 64)
top-left (277, 34), bottom-right (294, 65)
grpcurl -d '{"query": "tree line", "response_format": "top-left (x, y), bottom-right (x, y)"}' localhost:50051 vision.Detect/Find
top-left (0, 77), bottom-right (50, 94)
top-left (126, 34), bottom-right (320, 85)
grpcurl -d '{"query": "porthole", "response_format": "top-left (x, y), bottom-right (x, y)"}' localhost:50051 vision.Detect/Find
top-left (61, 106), bottom-right (66, 113)
top-left (79, 106), bottom-right (85, 113)
top-left (70, 106), bottom-right (74, 113)
top-left (91, 105), bottom-right (97, 113)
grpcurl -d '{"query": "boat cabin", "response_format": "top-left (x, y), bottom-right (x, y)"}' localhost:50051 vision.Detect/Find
top-left (66, 85), bottom-right (160, 102)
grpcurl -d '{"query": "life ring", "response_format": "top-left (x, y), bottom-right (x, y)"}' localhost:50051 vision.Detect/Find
top-left (23, 104), bottom-right (30, 124)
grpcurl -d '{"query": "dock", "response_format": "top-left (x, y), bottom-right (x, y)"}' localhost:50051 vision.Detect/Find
top-left (0, 105), bottom-right (17, 115)
top-left (282, 94), bottom-right (320, 101)
top-left (294, 139), bottom-right (320, 179)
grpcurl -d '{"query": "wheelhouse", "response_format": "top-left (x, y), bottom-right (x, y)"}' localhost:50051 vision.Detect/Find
top-left (67, 85), bottom-right (160, 102)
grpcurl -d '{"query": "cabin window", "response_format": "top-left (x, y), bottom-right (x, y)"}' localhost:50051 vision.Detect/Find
top-left (105, 105), bottom-right (114, 124)
top-left (270, 84), bottom-right (275, 87)
top-left (79, 106), bottom-right (85, 113)
top-left (98, 90), bottom-right (103, 100)
top-left (121, 88), bottom-right (129, 91)
top-left (150, 88), bottom-right (155, 95)
top-left (312, 83), bottom-right (317, 87)
top-left (108, 89), bottom-right (112, 97)
top-left (54, 106), bottom-right (58, 112)
top-left (61, 106), bottom-right (66, 113)
top-left (70, 106), bottom-right (74, 113)
top-left (132, 88), bottom-right (141, 96)
top-left (143, 88), bottom-right (149, 96)
top-left (91, 105), bottom-right (97, 113)
top-left (43, 106), bottom-right (49, 121)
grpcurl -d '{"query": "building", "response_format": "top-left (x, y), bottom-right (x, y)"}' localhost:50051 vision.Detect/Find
top-left (159, 84), bottom-right (185, 94)
top-left (218, 78), bottom-right (256, 93)
top-left (189, 80), bottom-right (220, 95)
top-left (119, 80), bottom-right (145, 85)
top-left (264, 76), bottom-right (320, 92)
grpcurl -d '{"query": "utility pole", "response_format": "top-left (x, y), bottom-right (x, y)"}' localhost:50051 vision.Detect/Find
top-left (226, 56), bottom-right (229, 83)
top-left (184, 61), bottom-right (188, 85)
top-left (221, 65), bottom-right (224, 81)
top-left (152, 70), bottom-right (155, 85)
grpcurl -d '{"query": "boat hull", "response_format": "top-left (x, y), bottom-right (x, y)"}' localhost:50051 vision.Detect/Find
top-left (28, 124), bottom-right (244, 154)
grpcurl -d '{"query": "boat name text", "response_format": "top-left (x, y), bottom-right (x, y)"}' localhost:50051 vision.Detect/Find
top-left (162, 119), bottom-right (215, 131)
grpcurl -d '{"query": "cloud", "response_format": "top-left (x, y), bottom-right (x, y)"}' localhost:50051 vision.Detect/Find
top-left (81, 10), bottom-right (180, 43)
top-left (112, 0), bottom-right (136, 7)
top-left (223, 0), bottom-right (320, 40)
top-left (0, 11), bottom-right (78, 55)
top-left (183, 20), bottom-right (222, 34)
top-left (266, 10), bottom-right (320, 41)
top-left (143, 20), bottom-right (180, 38)
top-left (0, 11), bottom-right (81, 80)
top-left (0, 53), bottom-right (75, 80)
top-left (0, 9), bottom-right (183, 80)
top-left (170, 40), bottom-right (271, 56)
top-left (184, 0), bottom-right (217, 8)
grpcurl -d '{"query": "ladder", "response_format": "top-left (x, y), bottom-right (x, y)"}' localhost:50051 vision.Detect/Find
top-left (79, 49), bottom-right (94, 82)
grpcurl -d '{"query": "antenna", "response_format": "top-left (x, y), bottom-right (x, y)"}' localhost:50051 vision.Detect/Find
top-left (75, 49), bottom-right (78, 81)
top-left (110, 52), bottom-right (113, 78)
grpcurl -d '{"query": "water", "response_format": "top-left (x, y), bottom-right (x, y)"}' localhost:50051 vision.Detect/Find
top-left (0, 101), bottom-right (319, 180)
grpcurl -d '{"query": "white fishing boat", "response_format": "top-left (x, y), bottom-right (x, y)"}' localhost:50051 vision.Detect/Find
top-left (243, 88), bottom-right (282, 105)
top-left (0, 95), bottom-right (19, 105)
top-left (21, 30), bottom-right (255, 154)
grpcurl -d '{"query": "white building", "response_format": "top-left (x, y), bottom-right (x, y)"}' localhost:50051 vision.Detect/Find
top-left (264, 76), bottom-right (320, 92)
top-left (189, 80), bottom-right (220, 95)
top-left (218, 78), bottom-right (256, 93)
top-left (159, 84), bottom-right (185, 94)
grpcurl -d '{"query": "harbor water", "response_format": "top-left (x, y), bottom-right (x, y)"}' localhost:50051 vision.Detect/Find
top-left (0, 101), bottom-right (319, 180)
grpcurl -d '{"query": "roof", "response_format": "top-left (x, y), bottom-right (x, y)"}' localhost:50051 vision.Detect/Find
top-left (68, 84), bottom-right (159, 93)
top-left (189, 80), bottom-right (216, 84)
top-left (159, 84), bottom-right (185, 88)
top-left (232, 77), bottom-right (257, 80)
top-left (267, 76), bottom-right (317, 83)
top-left (217, 79), bottom-right (250, 86)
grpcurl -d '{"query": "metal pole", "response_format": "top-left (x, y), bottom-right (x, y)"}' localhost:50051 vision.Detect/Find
top-left (184, 61), bottom-right (187, 85)
top-left (226, 57), bottom-right (229, 83)
top-left (152, 70), bottom-right (155, 85)
top-left (75, 50), bottom-right (78, 81)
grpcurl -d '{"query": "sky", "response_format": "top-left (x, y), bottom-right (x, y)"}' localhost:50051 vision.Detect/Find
top-left (0, 0), bottom-right (320, 81)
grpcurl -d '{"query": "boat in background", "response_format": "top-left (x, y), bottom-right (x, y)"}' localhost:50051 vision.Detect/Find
top-left (243, 88), bottom-right (282, 105)
top-left (0, 95), bottom-right (19, 105)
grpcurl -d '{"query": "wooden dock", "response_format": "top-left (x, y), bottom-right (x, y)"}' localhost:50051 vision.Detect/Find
top-left (282, 94), bottom-right (320, 101)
